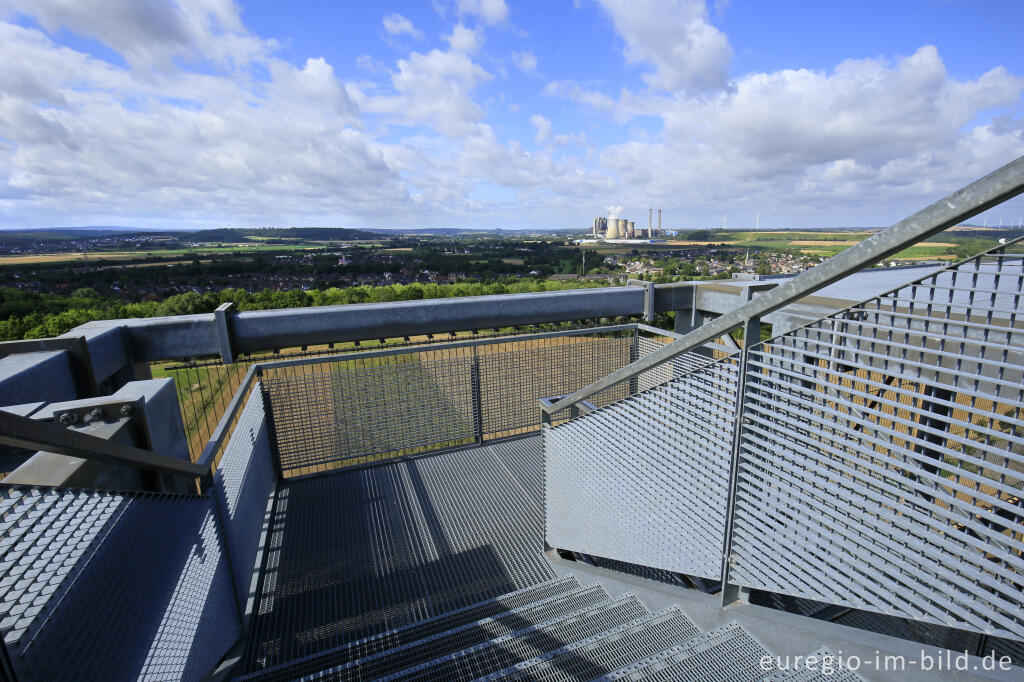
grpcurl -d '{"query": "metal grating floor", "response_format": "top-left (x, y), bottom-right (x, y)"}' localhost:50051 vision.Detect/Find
top-left (243, 437), bottom-right (551, 673)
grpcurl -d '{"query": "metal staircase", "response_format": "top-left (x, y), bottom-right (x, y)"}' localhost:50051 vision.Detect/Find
top-left (236, 576), bottom-right (855, 681)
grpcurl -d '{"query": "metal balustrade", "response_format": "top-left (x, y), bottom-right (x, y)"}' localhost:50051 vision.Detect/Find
top-left (255, 326), bottom-right (676, 477)
top-left (730, 240), bottom-right (1024, 639)
top-left (544, 238), bottom-right (1024, 643)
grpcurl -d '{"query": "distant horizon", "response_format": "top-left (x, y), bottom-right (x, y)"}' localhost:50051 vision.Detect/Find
top-left (2, 222), bottom-right (1018, 236)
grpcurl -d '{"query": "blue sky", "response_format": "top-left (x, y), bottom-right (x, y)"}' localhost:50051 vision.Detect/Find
top-left (1, 0), bottom-right (1022, 231)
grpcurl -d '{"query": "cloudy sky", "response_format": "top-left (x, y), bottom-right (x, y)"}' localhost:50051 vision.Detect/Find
top-left (1, 0), bottom-right (1023, 231)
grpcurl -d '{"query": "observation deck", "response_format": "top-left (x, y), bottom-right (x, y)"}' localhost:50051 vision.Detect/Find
top-left (0, 157), bottom-right (1023, 680)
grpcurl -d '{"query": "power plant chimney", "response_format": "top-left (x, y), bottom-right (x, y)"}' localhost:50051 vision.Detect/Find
top-left (657, 209), bottom-right (662, 235)
top-left (648, 209), bottom-right (653, 237)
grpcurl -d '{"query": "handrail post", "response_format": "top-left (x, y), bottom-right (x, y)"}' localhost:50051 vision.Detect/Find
top-left (471, 345), bottom-right (484, 444)
top-left (720, 315), bottom-right (760, 606)
top-left (256, 367), bottom-right (284, 479)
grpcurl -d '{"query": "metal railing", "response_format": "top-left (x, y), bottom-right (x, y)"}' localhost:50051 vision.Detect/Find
top-left (254, 325), bottom-right (682, 478)
top-left (729, 238), bottom-right (1024, 638)
top-left (543, 154), bottom-right (1024, 418)
top-left (544, 234), bottom-right (1024, 641)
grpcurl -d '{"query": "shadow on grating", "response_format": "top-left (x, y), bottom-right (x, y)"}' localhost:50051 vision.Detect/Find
top-left (242, 437), bottom-right (552, 673)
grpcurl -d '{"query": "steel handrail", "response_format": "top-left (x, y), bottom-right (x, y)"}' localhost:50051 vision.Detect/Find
top-left (542, 154), bottom-right (1024, 416)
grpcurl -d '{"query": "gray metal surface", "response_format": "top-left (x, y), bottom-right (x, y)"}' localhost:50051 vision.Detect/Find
top-left (243, 437), bottom-right (552, 673)
top-left (0, 486), bottom-right (239, 681)
top-left (304, 584), bottom-right (613, 681)
top-left (729, 244), bottom-right (1024, 640)
top-left (213, 384), bottom-right (276, 607)
top-left (236, 577), bottom-right (583, 682)
top-left (546, 354), bottom-right (739, 580)
top-left (600, 621), bottom-right (770, 681)
top-left (0, 406), bottom-right (209, 481)
top-left (761, 647), bottom-right (863, 681)
top-left (72, 288), bottom-right (646, 363)
top-left (260, 334), bottom-right (637, 476)
top-left (481, 607), bottom-right (700, 682)
top-left (379, 594), bottom-right (649, 682)
top-left (545, 153), bottom-right (1024, 416)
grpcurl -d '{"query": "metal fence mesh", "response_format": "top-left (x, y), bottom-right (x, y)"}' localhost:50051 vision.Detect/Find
top-left (260, 332), bottom-right (639, 476)
top-left (546, 351), bottom-right (739, 580)
top-left (730, 244), bottom-right (1024, 640)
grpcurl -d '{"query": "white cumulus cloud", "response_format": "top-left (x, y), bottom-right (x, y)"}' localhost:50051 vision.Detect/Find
top-left (597, 0), bottom-right (732, 92)
top-left (382, 13), bottom-right (423, 40)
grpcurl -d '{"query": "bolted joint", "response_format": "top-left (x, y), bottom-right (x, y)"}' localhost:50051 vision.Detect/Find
top-left (58, 412), bottom-right (77, 426)
top-left (119, 404), bottom-right (135, 418)
top-left (88, 408), bottom-right (105, 421)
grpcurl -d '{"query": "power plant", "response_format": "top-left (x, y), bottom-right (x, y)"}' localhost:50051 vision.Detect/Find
top-left (590, 209), bottom-right (664, 241)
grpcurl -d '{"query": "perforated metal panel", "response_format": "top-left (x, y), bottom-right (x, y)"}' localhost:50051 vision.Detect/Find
top-left (546, 354), bottom-right (739, 579)
top-left (214, 383), bottom-right (276, 607)
top-left (730, 245), bottom-right (1024, 640)
top-left (0, 486), bottom-right (239, 681)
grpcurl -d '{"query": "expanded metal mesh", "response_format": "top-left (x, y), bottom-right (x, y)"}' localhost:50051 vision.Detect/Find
top-left (260, 332), bottom-right (637, 476)
top-left (730, 244), bottom-right (1024, 641)
top-left (546, 352), bottom-right (739, 580)
top-left (0, 486), bottom-right (239, 681)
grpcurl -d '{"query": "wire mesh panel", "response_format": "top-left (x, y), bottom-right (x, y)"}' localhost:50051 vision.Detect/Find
top-left (476, 335), bottom-right (635, 438)
top-left (635, 333), bottom-right (716, 393)
top-left (262, 353), bottom-right (477, 476)
top-left (260, 332), bottom-right (643, 476)
top-left (0, 486), bottom-right (239, 681)
top-left (730, 244), bottom-right (1024, 641)
top-left (546, 352), bottom-right (739, 579)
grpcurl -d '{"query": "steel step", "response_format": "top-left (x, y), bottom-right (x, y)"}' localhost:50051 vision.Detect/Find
top-left (598, 621), bottom-right (770, 682)
top-left (301, 583), bottom-right (612, 681)
top-left (381, 593), bottom-right (650, 682)
top-left (235, 576), bottom-right (582, 681)
top-left (476, 606), bottom-right (701, 682)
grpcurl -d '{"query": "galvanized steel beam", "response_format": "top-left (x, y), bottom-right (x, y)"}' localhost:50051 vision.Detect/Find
top-left (0, 409), bottom-right (209, 480)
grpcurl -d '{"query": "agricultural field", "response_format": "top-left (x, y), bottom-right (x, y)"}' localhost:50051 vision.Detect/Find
top-left (0, 242), bottom-right (317, 266)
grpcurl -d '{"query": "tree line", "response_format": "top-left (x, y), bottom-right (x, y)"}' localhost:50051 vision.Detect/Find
top-left (0, 279), bottom-right (609, 341)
